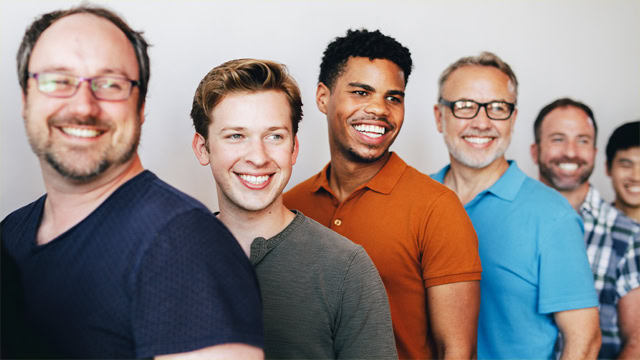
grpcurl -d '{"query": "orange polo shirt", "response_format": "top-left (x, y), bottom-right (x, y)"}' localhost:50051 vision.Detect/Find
top-left (283, 152), bottom-right (482, 360)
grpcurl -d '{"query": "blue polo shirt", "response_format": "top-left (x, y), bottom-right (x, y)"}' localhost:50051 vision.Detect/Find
top-left (432, 161), bottom-right (597, 359)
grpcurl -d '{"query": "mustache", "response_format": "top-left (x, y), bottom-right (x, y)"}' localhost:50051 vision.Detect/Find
top-left (460, 129), bottom-right (499, 137)
top-left (348, 115), bottom-right (392, 127)
top-left (48, 116), bottom-right (112, 129)
top-left (551, 156), bottom-right (587, 165)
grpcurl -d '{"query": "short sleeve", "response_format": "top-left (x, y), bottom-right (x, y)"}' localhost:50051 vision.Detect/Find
top-left (422, 191), bottom-right (482, 288)
top-left (333, 247), bottom-right (398, 360)
top-left (132, 209), bottom-right (263, 358)
top-left (616, 229), bottom-right (640, 298)
top-left (538, 212), bottom-right (599, 314)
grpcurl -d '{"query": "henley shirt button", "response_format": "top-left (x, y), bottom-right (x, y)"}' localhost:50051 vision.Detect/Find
top-left (334, 219), bottom-right (342, 226)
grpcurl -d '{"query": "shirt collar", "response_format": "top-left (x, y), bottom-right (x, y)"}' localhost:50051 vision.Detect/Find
top-left (309, 152), bottom-right (406, 196)
top-left (579, 184), bottom-right (601, 218)
top-left (433, 160), bottom-right (525, 202)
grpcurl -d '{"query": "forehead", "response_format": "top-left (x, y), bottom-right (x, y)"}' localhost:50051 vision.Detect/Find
top-left (442, 65), bottom-right (514, 102)
top-left (337, 57), bottom-right (405, 90)
top-left (541, 106), bottom-right (595, 136)
top-left (28, 13), bottom-right (138, 79)
top-left (211, 90), bottom-right (292, 128)
top-left (614, 146), bottom-right (640, 161)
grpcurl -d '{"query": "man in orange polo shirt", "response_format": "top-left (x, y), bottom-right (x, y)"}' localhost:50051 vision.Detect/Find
top-left (283, 29), bottom-right (482, 359)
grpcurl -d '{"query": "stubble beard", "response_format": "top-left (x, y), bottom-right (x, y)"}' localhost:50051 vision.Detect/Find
top-left (443, 124), bottom-right (510, 169)
top-left (25, 110), bottom-right (141, 183)
top-left (538, 156), bottom-right (592, 191)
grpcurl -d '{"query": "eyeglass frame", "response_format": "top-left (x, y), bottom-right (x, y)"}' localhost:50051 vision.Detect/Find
top-left (28, 72), bottom-right (140, 101)
top-left (439, 97), bottom-right (516, 121)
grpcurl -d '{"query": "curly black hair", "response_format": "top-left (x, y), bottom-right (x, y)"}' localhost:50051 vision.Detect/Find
top-left (318, 29), bottom-right (412, 90)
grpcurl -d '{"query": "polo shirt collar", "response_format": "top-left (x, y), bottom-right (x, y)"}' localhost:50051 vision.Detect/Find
top-left (309, 152), bottom-right (406, 195)
top-left (433, 160), bottom-right (525, 202)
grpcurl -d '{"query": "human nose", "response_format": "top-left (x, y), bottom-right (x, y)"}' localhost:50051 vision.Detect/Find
top-left (632, 164), bottom-right (640, 181)
top-left (363, 95), bottom-right (390, 117)
top-left (244, 139), bottom-right (269, 167)
top-left (67, 80), bottom-right (100, 118)
top-left (469, 105), bottom-right (492, 130)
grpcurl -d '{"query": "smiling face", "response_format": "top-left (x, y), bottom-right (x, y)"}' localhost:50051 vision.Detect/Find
top-left (193, 90), bottom-right (298, 214)
top-left (608, 146), bottom-right (640, 209)
top-left (532, 106), bottom-right (596, 191)
top-left (317, 57), bottom-right (405, 164)
top-left (434, 65), bottom-right (517, 169)
top-left (22, 13), bottom-right (143, 182)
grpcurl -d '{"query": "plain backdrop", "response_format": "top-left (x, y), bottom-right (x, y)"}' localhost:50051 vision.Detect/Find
top-left (2, 0), bottom-right (639, 218)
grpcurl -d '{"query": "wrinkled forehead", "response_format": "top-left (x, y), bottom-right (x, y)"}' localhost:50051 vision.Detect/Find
top-left (29, 13), bottom-right (138, 79)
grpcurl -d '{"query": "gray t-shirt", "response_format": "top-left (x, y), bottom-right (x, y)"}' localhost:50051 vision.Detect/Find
top-left (250, 211), bottom-right (397, 359)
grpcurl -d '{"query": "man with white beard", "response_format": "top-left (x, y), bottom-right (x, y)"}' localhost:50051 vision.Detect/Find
top-left (431, 52), bottom-right (601, 359)
top-left (531, 98), bottom-right (640, 359)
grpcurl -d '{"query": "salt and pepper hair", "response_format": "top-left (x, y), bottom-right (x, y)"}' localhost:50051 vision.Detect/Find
top-left (191, 58), bottom-right (303, 146)
top-left (437, 51), bottom-right (518, 101)
top-left (16, 4), bottom-right (150, 110)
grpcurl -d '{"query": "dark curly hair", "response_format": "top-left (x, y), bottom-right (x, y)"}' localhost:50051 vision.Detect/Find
top-left (318, 29), bottom-right (412, 90)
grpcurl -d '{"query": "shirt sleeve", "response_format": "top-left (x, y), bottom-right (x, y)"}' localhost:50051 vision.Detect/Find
top-left (538, 212), bottom-right (599, 314)
top-left (616, 226), bottom-right (640, 298)
top-left (333, 247), bottom-right (398, 360)
top-left (132, 209), bottom-right (263, 358)
top-left (422, 191), bottom-right (482, 287)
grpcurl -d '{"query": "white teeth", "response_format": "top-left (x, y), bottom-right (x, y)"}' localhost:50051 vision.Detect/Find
top-left (239, 174), bottom-right (269, 185)
top-left (61, 127), bottom-right (100, 138)
top-left (354, 124), bottom-right (385, 138)
top-left (558, 163), bottom-right (579, 171)
top-left (627, 186), bottom-right (640, 193)
top-left (464, 136), bottom-right (491, 144)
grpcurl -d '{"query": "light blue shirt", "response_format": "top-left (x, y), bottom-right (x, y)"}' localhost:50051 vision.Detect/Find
top-left (432, 161), bottom-right (598, 359)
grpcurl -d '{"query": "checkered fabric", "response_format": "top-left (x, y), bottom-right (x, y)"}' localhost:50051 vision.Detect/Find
top-left (580, 185), bottom-right (640, 358)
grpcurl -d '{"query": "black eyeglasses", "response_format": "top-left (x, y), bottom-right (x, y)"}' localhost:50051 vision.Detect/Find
top-left (439, 98), bottom-right (516, 120)
top-left (29, 72), bottom-right (139, 101)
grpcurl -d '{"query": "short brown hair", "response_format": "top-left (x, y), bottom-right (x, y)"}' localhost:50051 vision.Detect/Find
top-left (191, 59), bottom-right (303, 145)
top-left (438, 51), bottom-right (518, 101)
top-left (17, 4), bottom-right (150, 110)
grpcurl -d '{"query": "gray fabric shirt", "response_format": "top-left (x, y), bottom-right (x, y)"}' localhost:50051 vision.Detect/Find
top-left (250, 211), bottom-right (397, 359)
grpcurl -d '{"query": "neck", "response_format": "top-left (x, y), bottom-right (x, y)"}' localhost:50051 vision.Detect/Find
top-left (614, 199), bottom-right (640, 222)
top-left (328, 151), bottom-right (391, 202)
top-left (540, 177), bottom-right (589, 211)
top-left (217, 195), bottom-right (295, 257)
top-left (37, 155), bottom-right (145, 246)
top-left (444, 156), bottom-right (510, 205)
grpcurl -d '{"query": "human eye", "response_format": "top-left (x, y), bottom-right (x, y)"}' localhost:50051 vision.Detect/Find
top-left (386, 95), bottom-right (403, 104)
top-left (226, 133), bottom-right (244, 140)
top-left (39, 73), bottom-right (74, 92)
top-left (93, 77), bottom-right (125, 91)
top-left (351, 90), bottom-right (368, 96)
top-left (454, 100), bottom-right (476, 110)
top-left (490, 102), bottom-right (509, 112)
top-left (550, 136), bottom-right (564, 143)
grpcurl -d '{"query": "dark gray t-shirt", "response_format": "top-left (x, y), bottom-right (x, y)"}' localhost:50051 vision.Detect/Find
top-left (250, 211), bottom-right (397, 359)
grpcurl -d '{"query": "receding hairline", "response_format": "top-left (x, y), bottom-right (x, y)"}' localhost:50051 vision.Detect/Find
top-left (439, 64), bottom-right (517, 100)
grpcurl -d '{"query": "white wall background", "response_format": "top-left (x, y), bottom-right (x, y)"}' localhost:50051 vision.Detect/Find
top-left (2, 0), bottom-right (639, 218)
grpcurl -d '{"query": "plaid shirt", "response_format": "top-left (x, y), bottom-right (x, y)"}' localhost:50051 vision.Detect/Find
top-left (580, 185), bottom-right (640, 358)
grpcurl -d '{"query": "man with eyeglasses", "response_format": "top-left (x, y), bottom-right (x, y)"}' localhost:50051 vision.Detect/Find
top-left (1, 5), bottom-right (263, 359)
top-left (431, 52), bottom-right (601, 359)
top-left (531, 99), bottom-right (640, 359)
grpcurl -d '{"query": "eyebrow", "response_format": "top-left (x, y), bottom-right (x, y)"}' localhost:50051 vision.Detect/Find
top-left (348, 82), bottom-right (405, 97)
top-left (34, 66), bottom-right (132, 78)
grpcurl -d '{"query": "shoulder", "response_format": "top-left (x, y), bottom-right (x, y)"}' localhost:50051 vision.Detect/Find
top-left (517, 175), bottom-right (577, 218)
top-left (1, 195), bottom-right (45, 252)
top-left (291, 213), bottom-right (361, 254)
top-left (283, 172), bottom-right (323, 203)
